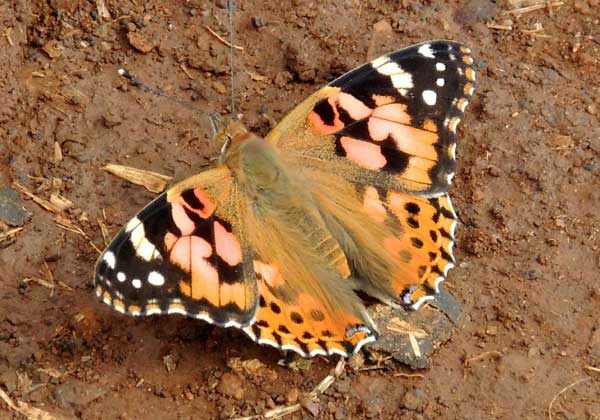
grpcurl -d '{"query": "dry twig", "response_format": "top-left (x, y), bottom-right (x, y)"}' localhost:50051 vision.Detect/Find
top-left (0, 388), bottom-right (65, 420)
top-left (95, 0), bottom-right (111, 19)
top-left (503, 1), bottom-right (564, 16)
top-left (487, 23), bottom-right (513, 31)
top-left (179, 63), bottom-right (194, 79)
top-left (102, 164), bottom-right (172, 193)
top-left (393, 372), bottom-right (425, 379)
top-left (548, 377), bottom-right (592, 420)
top-left (2, 28), bottom-right (14, 46)
top-left (464, 350), bottom-right (503, 366)
top-left (204, 25), bottom-right (244, 50)
top-left (0, 227), bottom-right (23, 241)
top-left (98, 218), bottom-right (110, 247)
top-left (13, 182), bottom-right (63, 213)
top-left (583, 365), bottom-right (600, 376)
top-left (54, 215), bottom-right (102, 254)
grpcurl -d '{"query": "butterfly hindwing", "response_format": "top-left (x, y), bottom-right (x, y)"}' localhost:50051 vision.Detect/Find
top-left (243, 260), bottom-right (376, 357)
top-left (300, 172), bottom-right (456, 310)
top-left (94, 167), bottom-right (259, 327)
top-left (267, 40), bottom-right (476, 196)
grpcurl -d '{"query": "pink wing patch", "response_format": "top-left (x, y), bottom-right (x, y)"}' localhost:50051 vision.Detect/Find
top-left (340, 137), bottom-right (386, 170)
top-left (214, 220), bottom-right (243, 266)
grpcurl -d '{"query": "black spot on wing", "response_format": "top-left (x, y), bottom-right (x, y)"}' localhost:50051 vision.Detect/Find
top-left (337, 118), bottom-right (371, 139)
top-left (380, 137), bottom-right (410, 173)
top-left (181, 189), bottom-right (205, 210)
top-left (405, 202), bottom-right (420, 214)
top-left (294, 338), bottom-right (310, 356)
top-left (211, 216), bottom-right (244, 285)
top-left (215, 255), bottom-right (244, 285)
top-left (341, 340), bottom-right (354, 355)
top-left (336, 106), bottom-right (354, 126)
top-left (330, 62), bottom-right (396, 109)
top-left (334, 120), bottom-right (410, 174)
top-left (313, 98), bottom-right (335, 125)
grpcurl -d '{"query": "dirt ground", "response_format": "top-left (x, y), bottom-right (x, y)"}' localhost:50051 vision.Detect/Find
top-left (0, 0), bottom-right (599, 419)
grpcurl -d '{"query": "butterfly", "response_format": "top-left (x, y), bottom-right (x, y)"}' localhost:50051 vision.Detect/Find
top-left (94, 40), bottom-right (476, 358)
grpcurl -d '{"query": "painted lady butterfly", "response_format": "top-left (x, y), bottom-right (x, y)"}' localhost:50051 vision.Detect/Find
top-left (94, 40), bottom-right (476, 357)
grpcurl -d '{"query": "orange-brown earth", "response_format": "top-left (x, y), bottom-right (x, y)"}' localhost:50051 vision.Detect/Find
top-left (0, 1), bottom-right (598, 419)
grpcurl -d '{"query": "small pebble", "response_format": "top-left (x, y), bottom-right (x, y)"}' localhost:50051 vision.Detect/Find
top-left (252, 16), bottom-right (265, 28)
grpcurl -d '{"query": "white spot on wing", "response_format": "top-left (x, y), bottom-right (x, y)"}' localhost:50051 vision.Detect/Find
top-left (371, 55), bottom-right (390, 68)
top-left (145, 307), bottom-right (162, 316)
top-left (436, 62), bottom-right (446, 71)
top-left (449, 143), bottom-right (457, 159)
top-left (223, 320), bottom-right (243, 328)
top-left (450, 220), bottom-right (458, 238)
top-left (103, 251), bottom-right (116, 269)
top-left (411, 295), bottom-right (434, 310)
top-left (436, 78), bottom-right (445, 87)
top-left (309, 348), bottom-right (328, 357)
top-left (132, 278), bottom-right (142, 289)
top-left (443, 262), bottom-right (455, 277)
top-left (418, 44), bottom-right (435, 58)
top-left (148, 271), bottom-right (165, 286)
top-left (446, 197), bottom-right (457, 217)
top-left (117, 272), bottom-right (126, 282)
top-left (375, 61), bottom-right (413, 91)
top-left (167, 307), bottom-right (187, 315)
top-left (127, 217), bottom-right (162, 262)
top-left (434, 276), bottom-right (444, 293)
top-left (422, 90), bottom-right (437, 106)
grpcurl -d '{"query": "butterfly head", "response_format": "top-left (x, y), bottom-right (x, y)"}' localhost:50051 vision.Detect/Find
top-left (210, 113), bottom-right (252, 164)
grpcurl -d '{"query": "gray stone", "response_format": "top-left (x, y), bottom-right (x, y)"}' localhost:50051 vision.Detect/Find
top-left (0, 188), bottom-right (29, 227)
top-left (54, 379), bottom-right (106, 408)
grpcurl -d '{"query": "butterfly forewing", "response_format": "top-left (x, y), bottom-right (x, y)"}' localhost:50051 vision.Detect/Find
top-left (94, 167), bottom-right (259, 328)
top-left (268, 40), bottom-right (476, 196)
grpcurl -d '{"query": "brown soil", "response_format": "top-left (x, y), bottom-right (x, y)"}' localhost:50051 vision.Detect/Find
top-left (1, 1), bottom-right (599, 419)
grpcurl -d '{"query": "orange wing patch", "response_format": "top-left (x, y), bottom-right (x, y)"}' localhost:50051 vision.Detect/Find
top-left (244, 262), bottom-right (376, 357)
top-left (384, 192), bottom-right (457, 308)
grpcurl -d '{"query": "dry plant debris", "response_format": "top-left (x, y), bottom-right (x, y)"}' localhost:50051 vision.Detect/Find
top-left (102, 163), bottom-right (172, 193)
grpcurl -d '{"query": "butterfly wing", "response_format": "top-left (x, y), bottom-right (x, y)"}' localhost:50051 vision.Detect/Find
top-left (267, 40), bottom-right (475, 196)
top-left (94, 167), bottom-right (259, 328)
top-left (307, 173), bottom-right (458, 309)
top-left (266, 40), bottom-right (475, 308)
top-left (243, 259), bottom-right (377, 357)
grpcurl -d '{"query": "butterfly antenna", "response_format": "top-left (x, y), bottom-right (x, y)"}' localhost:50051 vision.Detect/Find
top-left (227, 0), bottom-right (236, 118)
top-left (117, 68), bottom-right (209, 115)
